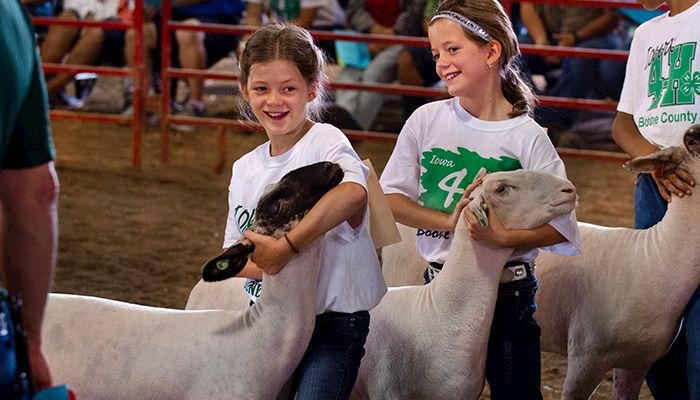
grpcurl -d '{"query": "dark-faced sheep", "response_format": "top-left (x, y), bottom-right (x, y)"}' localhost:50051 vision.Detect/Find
top-left (202, 161), bottom-right (343, 282)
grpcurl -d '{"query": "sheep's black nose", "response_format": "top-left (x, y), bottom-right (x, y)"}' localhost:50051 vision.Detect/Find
top-left (562, 187), bottom-right (576, 194)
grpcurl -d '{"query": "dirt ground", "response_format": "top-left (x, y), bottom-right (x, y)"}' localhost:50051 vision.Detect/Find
top-left (49, 117), bottom-right (650, 399)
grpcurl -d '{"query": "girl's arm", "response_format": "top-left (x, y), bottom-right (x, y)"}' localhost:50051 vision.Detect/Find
top-left (611, 112), bottom-right (658, 158)
top-left (235, 259), bottom-right (264, 280)
top-left (463, 208), bottom-right (565, 249)
top-left (613, 112), bottom-right (694, 201)
top-left (387, 178), bottom-right (481, 231)
top-left (244, 181), bottom-right (367, 274)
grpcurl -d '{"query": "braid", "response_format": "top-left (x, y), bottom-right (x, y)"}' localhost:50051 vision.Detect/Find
top-left (501, 60), bottom-right (536, 117)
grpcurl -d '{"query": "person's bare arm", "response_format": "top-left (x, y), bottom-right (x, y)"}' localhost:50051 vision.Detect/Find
top-left (0, 162), bottom-right (59, 390)
top-left (245, 182), bottom-right (367, 274)
top-left (463, 208), bottom-right (565, 248)
top-left (244, 2), bottom-right (263, 27)
top-left (613, 112), bottom-right (695, 201)
top-left (294, 7), bottom-right (319, 28)
top-left (520, 2), bottom-right (549, 45)
top-left (236, 259), bottom-right (264, 280)
top-left (387, 193), bottom-right (456, 231)
top-left (554, 9), bottom-right (620, 47)
top-left (386, 178), bottom-right (480, 232)
top-left (612, 112), bottom-right (658, 158)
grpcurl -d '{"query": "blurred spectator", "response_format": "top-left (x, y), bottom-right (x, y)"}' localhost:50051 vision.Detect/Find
top-left (39, 0), bottom-right (131, 107)
top-left (244, 0), bottom-right (321, 28)
top-left (518, 3), bottom-right (627, 138)
top-left (242, 0), bottom-right (345, 63)
top-left (21, 0), bottom-right (56, 41)
top-left (330, 0), bottom-right (427, 131)
top-left (310, 0), bottom-right (346, 63)
top-left (120, 2), bottom-right (159, 122)
top-left (396, 0), bottom-right (440, 119)
top-left (167, 0), bottom-right (245, 132)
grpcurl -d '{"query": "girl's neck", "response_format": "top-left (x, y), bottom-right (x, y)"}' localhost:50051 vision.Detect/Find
top-left (269, 119), bottom-right (314, 157)
top-left (456, 73), bottom-right (513, 120)
top-left (458, 91), bottom-right (513, 121)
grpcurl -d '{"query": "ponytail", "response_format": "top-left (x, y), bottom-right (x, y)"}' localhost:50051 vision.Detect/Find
top-left (501, 60), bottom-right (536, 118)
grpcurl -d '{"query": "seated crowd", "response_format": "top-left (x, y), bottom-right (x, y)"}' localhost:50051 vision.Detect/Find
top-left (27, 0), bottom-right (635, 138)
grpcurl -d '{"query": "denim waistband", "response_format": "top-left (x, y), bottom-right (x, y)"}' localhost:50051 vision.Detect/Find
top-left (429, 260), bottom-right (534, 270)
top-left (317, 310), bottom-right (369, 321)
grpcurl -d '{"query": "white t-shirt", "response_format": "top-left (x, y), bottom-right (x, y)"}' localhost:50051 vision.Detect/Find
top-left (224, 123), bottom-right (387, 314)
top-left (617, 1), bottom-right (700, 149)
top-left (380, 98), bottom-right (581, 265)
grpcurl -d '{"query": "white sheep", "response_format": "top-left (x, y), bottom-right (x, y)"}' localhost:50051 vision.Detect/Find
top-left (41, 241), bottom-right (321, 400)
top-left (185, 277), bottom-right (251, 311)
top-left (379, 223), bottom-right (425, 287)
top-left (350, 169), bottom-right (578, 399)
top-left (534, 125), bottom-right (700, 399)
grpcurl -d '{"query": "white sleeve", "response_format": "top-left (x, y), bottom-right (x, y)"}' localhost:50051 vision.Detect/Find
top-left (379, 116), bottom-right (422, 201)
top-left (223, 163), bottom-right (243, 249)
top-left (526, 130), bottom-right (582, 255)
top-left (617, 28), bottom-right (643, 115)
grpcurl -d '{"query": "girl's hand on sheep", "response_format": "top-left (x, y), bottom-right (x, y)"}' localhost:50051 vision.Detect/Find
top-left (448, 178), bottom-right (484, 230)
top-left (243, 230), bottom-right (294, 275)
top-left (653, 167), bottom-right (695, 202)
top-left (464, 207), bottom-right (510, 247)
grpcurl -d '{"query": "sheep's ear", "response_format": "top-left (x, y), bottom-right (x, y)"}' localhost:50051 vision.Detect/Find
top-left (474, 167), bottom-right (488, 180)
top-left (624, 146), bottom-right (686, 173)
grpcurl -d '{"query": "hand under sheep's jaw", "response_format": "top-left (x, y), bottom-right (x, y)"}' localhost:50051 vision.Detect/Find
top-left (201, 161), bottom-right (344, 282)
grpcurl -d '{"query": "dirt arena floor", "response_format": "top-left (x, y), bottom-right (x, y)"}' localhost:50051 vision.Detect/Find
top-left (50, 116), bottom-right (651, 399)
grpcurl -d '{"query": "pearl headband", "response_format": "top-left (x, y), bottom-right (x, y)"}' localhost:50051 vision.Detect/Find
top-left (430, 11), bottom-right (492, 42)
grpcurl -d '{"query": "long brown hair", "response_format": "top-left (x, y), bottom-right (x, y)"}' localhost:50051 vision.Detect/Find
top-left (238, 24), bottom-right (329, 120)
top-left (432, 0), bottom-right (535, 117)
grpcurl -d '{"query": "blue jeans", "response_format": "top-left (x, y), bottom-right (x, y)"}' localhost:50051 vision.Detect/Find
top-left (290, 311), bottom-right (370, 400)
top-left (634, 173), bottom-right (667, 229)
top-left (335, 45), bottom-right (402, 130)
top-left (636, 173), bottom-right (700, 399)
top-left (0, 290), bottom-right (30, 400)
top-left (685, 288), bottom-right (700, 398)
top-left (486, 276), bottom-right (543, 400)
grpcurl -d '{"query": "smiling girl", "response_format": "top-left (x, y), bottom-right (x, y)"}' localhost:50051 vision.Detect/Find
top-left (379, 0), bottom-right (581, 398)
top-left (224, 24), bottom-right (386, 400)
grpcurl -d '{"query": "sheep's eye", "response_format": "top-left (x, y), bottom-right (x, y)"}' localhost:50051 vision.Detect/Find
top-left (495, 184), bottom-right (507, 194)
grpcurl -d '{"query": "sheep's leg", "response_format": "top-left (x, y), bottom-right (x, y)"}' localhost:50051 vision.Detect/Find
top-left (613, 367), bottom-right (647, 400)
top-left (561, 356), bottom-right (607, 400)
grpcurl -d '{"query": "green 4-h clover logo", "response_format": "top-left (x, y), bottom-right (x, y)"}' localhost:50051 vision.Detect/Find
top-left (419, 147), bottom-right (521, 213)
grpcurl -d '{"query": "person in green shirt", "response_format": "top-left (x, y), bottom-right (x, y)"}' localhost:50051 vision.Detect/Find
top-left (0, 0), bottom-right (59, 394)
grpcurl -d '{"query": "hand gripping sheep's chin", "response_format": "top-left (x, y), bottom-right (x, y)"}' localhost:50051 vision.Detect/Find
top-left (201, 161), bottom-right (344, 282)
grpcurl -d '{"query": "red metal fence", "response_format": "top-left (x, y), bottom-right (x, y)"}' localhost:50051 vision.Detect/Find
top-left (37, 0), bottom-right (653, 166)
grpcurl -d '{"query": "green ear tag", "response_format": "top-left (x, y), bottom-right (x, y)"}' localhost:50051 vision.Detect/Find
top-left (473, 201), bottom-right (489, 227)
top-left (216, 259), bottom-right (229, 270)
